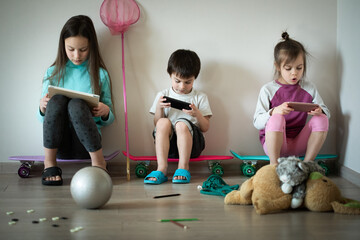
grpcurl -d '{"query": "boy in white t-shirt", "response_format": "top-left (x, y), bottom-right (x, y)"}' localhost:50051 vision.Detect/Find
top-left (145, 49), bottom-right (212, 184)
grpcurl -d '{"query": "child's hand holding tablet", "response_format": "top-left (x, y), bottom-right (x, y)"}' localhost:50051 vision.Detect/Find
top-left (287, 102), bottom-right (319, 112)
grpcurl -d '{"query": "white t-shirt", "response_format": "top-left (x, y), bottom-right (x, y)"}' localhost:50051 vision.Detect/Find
top-left (149, 87), bottom-right (212, 129)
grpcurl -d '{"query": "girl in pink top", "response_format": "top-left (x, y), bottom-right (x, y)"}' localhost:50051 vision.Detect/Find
top-left (253, 32), bottom-right (330, 164)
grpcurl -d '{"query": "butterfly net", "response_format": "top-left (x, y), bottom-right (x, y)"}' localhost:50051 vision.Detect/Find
top-left (100, 0), bottom-right (140, 35)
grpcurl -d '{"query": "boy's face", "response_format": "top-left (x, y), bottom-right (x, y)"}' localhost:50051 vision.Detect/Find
top-left (171, 73), bottom-right (194, 94)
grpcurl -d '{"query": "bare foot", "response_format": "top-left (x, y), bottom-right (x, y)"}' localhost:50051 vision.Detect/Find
top-left (92, 162), bottom-right (107, 172)
top-left (146, 170), bottom-right (167, 182)
top-left (44, 175), bottom-right (62, 181)
top-left (173, 176), bottom-right (187, 180)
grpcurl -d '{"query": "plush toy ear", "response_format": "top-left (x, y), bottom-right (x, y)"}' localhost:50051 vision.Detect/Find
top-left (331, 199), bottom-right (360, 215)
top-left (277, 157), bottom-right (285, 163)
top-left (298, 162), bottom-right (309, 173)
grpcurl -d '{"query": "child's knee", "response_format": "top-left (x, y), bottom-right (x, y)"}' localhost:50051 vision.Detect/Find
top-left (156, 118), bottom-right (172, 131)
top-left (175, 121), bottom-right (191, 135)
top-left (68, 98), bottom-right (88, 111)
top-left (67, 99), bottom-right (90, 117)
top-left (309, 114), bottom-right (329, 131)
top-left (266, 114), bottom-right (286, 132)
top-left (67, 99), bottom-right (92, 124)
top-left (47, 94), bottom-right (68, 111)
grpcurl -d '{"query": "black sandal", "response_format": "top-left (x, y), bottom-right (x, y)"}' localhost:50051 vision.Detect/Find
top-left (42, 166), bottom-right (63, 186)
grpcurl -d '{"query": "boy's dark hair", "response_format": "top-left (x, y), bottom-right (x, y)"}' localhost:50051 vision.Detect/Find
top-left (274, 32), bottom-right (308, 79)
top-left (167, 49), bottom-right (201, 79)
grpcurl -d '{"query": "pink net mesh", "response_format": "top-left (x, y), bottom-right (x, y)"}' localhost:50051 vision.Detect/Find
top-left (100, 0), bottom-right (140, 35)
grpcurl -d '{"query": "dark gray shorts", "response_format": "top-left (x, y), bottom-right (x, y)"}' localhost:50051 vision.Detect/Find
top-left (153, 118), bottom-right (205, 158)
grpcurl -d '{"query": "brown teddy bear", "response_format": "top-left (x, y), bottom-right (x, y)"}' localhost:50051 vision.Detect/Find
top-left (224, 164), bottom-right (360, 215)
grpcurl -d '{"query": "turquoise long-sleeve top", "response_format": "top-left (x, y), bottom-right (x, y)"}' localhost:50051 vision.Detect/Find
top-left (37, 60), bottom-right (114, 134)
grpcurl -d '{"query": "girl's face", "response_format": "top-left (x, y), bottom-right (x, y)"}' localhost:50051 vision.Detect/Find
top-left (65, 36), bottom-right (89, 65)
top-left (171, 73), bottom-right (194, 94)
top-left (277, 54), bottom-right (304, 85)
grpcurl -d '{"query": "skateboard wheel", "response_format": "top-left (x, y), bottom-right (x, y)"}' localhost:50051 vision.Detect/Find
top-left (135, 163), bottom-right (147, 178)
top-left (18, 166), bottom-right (30, 178)
top-left (211, 164), bottom-right (224, 176)
top-left (240, 163), bottom-right (246, 171)
top-left (241, 164), bottom-right (256, 177)
top-left (318, 161), bottom-right (330, 176)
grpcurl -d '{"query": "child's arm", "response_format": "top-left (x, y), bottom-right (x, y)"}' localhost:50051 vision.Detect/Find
top-left (253, 84), bottom-right (282, 130)
top-left (253, 91), bottom-right (272, 130)
top-left (39, 93), bottom-right (50, 115)
top-left (308, 107), bottom-right (324, 116)
top-left (272, 102), bottom-right (294, 115)
top-left (96, 69), bottom-right (115, 125)
top-left (37, 71), bottom-right (52, 122)
top-left (183, 104), bottom-right (210, 132)
top-left (153, 96), bottom-right (170, 126)
top-left (301, 80), bottom-right (330, 118)
top-left (92, 103), bottom-right (110, 119)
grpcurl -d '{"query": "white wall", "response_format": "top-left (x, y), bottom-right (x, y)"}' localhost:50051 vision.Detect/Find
top-left (0, 0), bottom-right (338, 165)
top-left (337, 0), bottom-right (360, 174)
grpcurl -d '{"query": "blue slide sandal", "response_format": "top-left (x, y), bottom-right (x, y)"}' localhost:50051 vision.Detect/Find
top-left (144, 171), bottom-right (168, 184)
top-left (172, 169), bottom-right (191, 184)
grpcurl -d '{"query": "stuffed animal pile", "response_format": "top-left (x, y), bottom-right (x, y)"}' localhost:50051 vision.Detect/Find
top-left (224, 158), bottom-right (360, 215)
top-left (276, 156), bottom-right (325, 209)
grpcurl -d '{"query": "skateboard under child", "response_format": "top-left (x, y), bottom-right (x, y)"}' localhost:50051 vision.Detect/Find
top-left (9, 150), bottom-right (120, 178)
top-left (230, 150), bottom-right (337, 177)
top-left (122, 151), bottom-right (233, 178)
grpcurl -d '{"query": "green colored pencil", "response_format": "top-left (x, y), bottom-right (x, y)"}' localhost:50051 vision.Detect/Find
top-left (160, 218), bottom-right (199, 222)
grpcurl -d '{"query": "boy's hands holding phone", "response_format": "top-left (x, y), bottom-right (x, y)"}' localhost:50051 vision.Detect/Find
top-left (160, 96), bottom-right (201, 117)
top-left (156, 96), bottom-right (210, 132)
top-left (183, 103), bottom-right (200, 117)
top-left (158, 96), bottom-right (171, 109)
top-left (158, 96), bottom-right (192, 111)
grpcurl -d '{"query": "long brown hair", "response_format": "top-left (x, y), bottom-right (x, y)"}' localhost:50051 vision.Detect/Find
top-left (46, 15), bottom-right (110, 96)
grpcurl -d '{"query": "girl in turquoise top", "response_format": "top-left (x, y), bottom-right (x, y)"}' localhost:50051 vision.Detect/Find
top-left (38, 15), bottom-right (114, 185)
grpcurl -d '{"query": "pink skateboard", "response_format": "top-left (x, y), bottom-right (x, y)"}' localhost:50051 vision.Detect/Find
top-left (122, 151), bottom-right (233, 177)
top-left (9, 150), bottom-right (120, 178)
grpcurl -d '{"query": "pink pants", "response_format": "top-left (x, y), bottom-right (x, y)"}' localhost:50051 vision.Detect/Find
top-left (263, 114), bottom-right (329, 157)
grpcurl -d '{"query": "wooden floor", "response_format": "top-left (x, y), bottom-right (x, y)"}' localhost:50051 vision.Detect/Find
top-left (1, 160), bottom-right (360, 240)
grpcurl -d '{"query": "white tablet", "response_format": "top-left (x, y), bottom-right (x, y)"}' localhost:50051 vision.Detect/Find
top-left (48, 86), bottom-right (99, 108)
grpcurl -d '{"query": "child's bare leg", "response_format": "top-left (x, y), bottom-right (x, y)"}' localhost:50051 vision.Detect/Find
top-left (174, 122), bottom-right (192, 180)
top-left (148, 118), bottom-right (172, 181)
top-left (44, 148), bottom-right (60, 181)
top-left (90, 148), bottom-right (107, 170)
top-left (303, 131), bottom-right (328, 162)
top-left (265, 131), bottom-right (283, 164)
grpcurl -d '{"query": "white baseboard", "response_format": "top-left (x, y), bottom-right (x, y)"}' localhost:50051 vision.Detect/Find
top-left (340, 165), bottom-right (360, 187)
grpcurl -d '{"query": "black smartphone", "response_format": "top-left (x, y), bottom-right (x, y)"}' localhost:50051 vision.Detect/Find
top-left (163, 96), bottom-right (192, 110)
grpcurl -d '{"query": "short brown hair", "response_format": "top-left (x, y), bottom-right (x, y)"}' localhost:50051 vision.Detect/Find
top-left (167, 49), bottom-right (201, 79)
